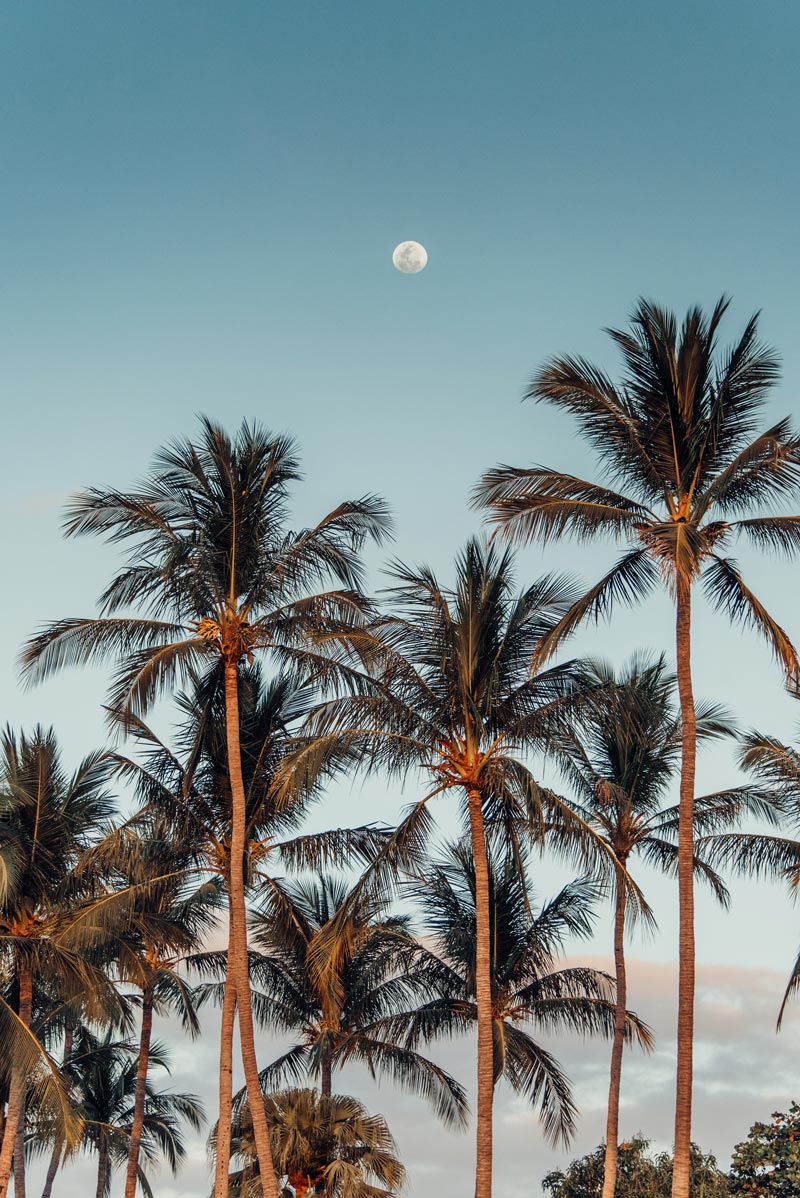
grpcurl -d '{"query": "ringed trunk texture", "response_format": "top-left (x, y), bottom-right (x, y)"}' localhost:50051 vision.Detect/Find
top-left (672, 583), bottom-right (697, 1198)
top-left (321, 1050), bottom-right (333, 1099)
top-left (95, 1144), bottom-right (109, 1198)
top-left (213, 892), bottom-right (238, 1198)
top-left (13, 1111), bottom-right (25, 1198)
top-left (466, 788), bottom-right (494, 1198)
top-left (224, 660), bottom-right (280, 1198)
top-left (0, 962), bottom-right (33, 1198)
top-left (123, 983), bottom-right (154, 1198)
top-left (601, 880), bottom-right (628, 1198)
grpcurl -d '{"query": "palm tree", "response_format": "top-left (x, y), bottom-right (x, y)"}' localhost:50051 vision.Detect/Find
top-left (548, 653), bottom-right (775, 1197)
top-left (285, 538), bottom-right (625, 1198)
top-left (20, 417), bottom-right (391, 1197)
top-left (89, 821), bottom-right (218, 1198)
top-left (224, 1088), bottom-right (404, 1198)
top-left (114, 664), bottom-right (389, 1197)
top-left (476, 298), bottom-right (800, 1198)
top-left (238, 872), bottom-right (467, 1125)
top-left (0, 727), bottom-right (121, 1198)
top-left (401, 841), bottom-right (652, 1148)
top-left (62, 1025), bottom-right (204, 1198)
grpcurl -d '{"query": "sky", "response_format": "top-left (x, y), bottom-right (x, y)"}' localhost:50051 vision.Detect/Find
top-left (2, 0), bottom-right (800, 1192)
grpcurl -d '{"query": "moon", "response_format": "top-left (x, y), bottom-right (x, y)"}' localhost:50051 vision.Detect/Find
top-left (392, 241), bottom-right (428, 273)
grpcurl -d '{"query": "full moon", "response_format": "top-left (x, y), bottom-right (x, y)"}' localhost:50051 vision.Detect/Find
top-left (392, 241), bottom-right (428, 273)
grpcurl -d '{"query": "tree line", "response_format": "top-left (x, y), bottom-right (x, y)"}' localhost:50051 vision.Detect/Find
top-left (4, 297), bottom-right (800, 1197)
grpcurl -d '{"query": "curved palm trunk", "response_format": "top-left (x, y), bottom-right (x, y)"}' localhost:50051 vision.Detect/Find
top-left (224, 660), bottom-right (280, 1198)
top-left (213, 892), bottom-right (238, 1198)
top-left (95, 1143), bottom-right (109, 1198)
top-left (123, 982), bottom-right (154, 1198)
top-left (40, 1023), bottom-right (73, 1198)
top-left (13, 1112), bottom-right (26, 1198)
top-left (672, 583), bottom-right (697, 1198)
top-left (602, 881), bottom-right (628, 1198)
top-left (0, 961), bottom-right (33, 1198)
top-left (467, 788), bottom-right (494, 1198)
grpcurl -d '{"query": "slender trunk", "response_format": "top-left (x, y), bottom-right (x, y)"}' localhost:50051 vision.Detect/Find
top-left (672, 583), bottom-right (697, 1198)
top-left (13, 1111), bottom-right (25, 1198)
top-left (0, 962), bottom-right (33, 1198)
top-left (40, 1023), bottom-right (74, 1198)
top-left (123, 983), bottom-right (154, 1198)
top-left (224, 659), bottom-right (279, 1198)
top-left (321, 1049), bottom-right (333, 1099)
top-left (213, 892), bottom-right (238, 1198)
top-left (601, 879), bottom-right (628, 1198)
top-left (95, 1144), bottom-right (109, 1198)
top-left (466, 788), bottom-right (494, 1198)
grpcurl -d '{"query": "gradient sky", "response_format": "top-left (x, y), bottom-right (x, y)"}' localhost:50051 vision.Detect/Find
top-left (2, 1), bottom-right (800, 1192)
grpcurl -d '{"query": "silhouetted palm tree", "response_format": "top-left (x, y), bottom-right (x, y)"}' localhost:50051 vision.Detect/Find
top-left (21, 418), bottom-right (391, 1198)
top-left (401, 841), bottom-right (652, 1147)
top-left (477, 299), bottom-right (800, 1198)
top-left (243, 872), bottom-right (467, 1126)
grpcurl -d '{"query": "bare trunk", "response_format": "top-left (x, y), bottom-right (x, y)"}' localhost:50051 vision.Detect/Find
top-left (466, 788), bottom-right (494, 1198)
top-left (0, 962), bottom-right (33, 1198)
top-left (123, 983), bottom-right (154, 1198)
top-left (13, 1113), bottom-right (25, 1198)
top-left (672, 583), bottom-right (697, 1198)
top-left (40, 1023), bottom-right (73, 1198)
top-left (213, 892), bottom-right (238, 1198)
top-left (321, 1050), bottom-right (333, 1099)
top-left (95, 1144), bottom-right (109, 1198)
top-left (602, 879), bottom-right (628, 1198)
top-left (224, 659), bottom-right (279, 1198)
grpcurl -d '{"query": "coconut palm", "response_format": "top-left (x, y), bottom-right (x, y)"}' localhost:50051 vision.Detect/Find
top-left (20, 417), bottom-right (391, 1197)
top-left (549, 654), bottom-right (777, 1197)
top-left (476, 298), bottom-right (800, 1198)
top-left (224, 1088), bottom-right (404, 1198)
top-left (284, 538), bottom-right (629, 1198)
top-left (0, 727), bottom-right (121, 1198)
top-left (236, 872), bottom-right (467, 1126)
top-left (399, 841), bottom-right (652, 1148)
top-left (60, 1025), bottom-right (204, 1198)
top-left (113, 663), bottom-right (389, 1197)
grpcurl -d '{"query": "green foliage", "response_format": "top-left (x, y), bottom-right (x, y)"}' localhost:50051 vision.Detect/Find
top-left (729, 1104), bottom-right (800, 1196)
top-left (543, 1137), bottom-right (730, 1198)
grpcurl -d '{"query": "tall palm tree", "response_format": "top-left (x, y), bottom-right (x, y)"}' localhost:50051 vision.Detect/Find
top-left (549, 653), bottom-right (775, 1197)
top-left (476, 299), bottom-right (800, 1198)
top-left (20, 417), bottom-right (391, 1197)
top-left (237, 872), bottom-right (467, 1125)
top-left (224, 1088), bottom-right (404, 1198)
top-left (60, 1025), bottom-right (204, 1198)
top-left (401, 841), bottom-right (652, 1147)
top-left (0, 727), bottom-right (121, 1198)
top-left (285, 539), bottom-right (627, 1198)
top-left (114, 664), bottom-right (389, 1197)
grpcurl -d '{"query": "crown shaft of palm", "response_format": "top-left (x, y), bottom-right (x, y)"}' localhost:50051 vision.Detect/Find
top-left (477, 299), bottom-right (800, 1198)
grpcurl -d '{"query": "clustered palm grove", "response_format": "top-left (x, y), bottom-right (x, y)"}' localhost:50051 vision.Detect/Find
top-left (4, 298), bottom-right (800, 1198)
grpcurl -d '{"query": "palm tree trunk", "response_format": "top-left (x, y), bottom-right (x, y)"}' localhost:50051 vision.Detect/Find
top-left (0, 961), bottom-right (33, 1198)
top-left (321, 1049), bottom-right (333, 1098)
top-left (95, 1143), bottom-right (109, 1198)
top-left (213, 893), bottom-right (238, 1198)
top-left (13, 1112), bottom-right (26, 1198)
top-left (40, 1022), bottom-right (73, 1198)
top-left (224, 658), bottom-right (280, 1198)
top-left (602, 880), bottom-right (628, 1198)
top-left (672, 582), bottom-right (697, 1198)
top-left (466, 787), bottom-right (494, 1198)
top-left (123, 982), bottom-right (154, 1198)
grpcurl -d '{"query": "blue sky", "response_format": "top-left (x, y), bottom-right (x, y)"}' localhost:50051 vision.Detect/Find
top-left (2, 1), bottom-right (800, 1191)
